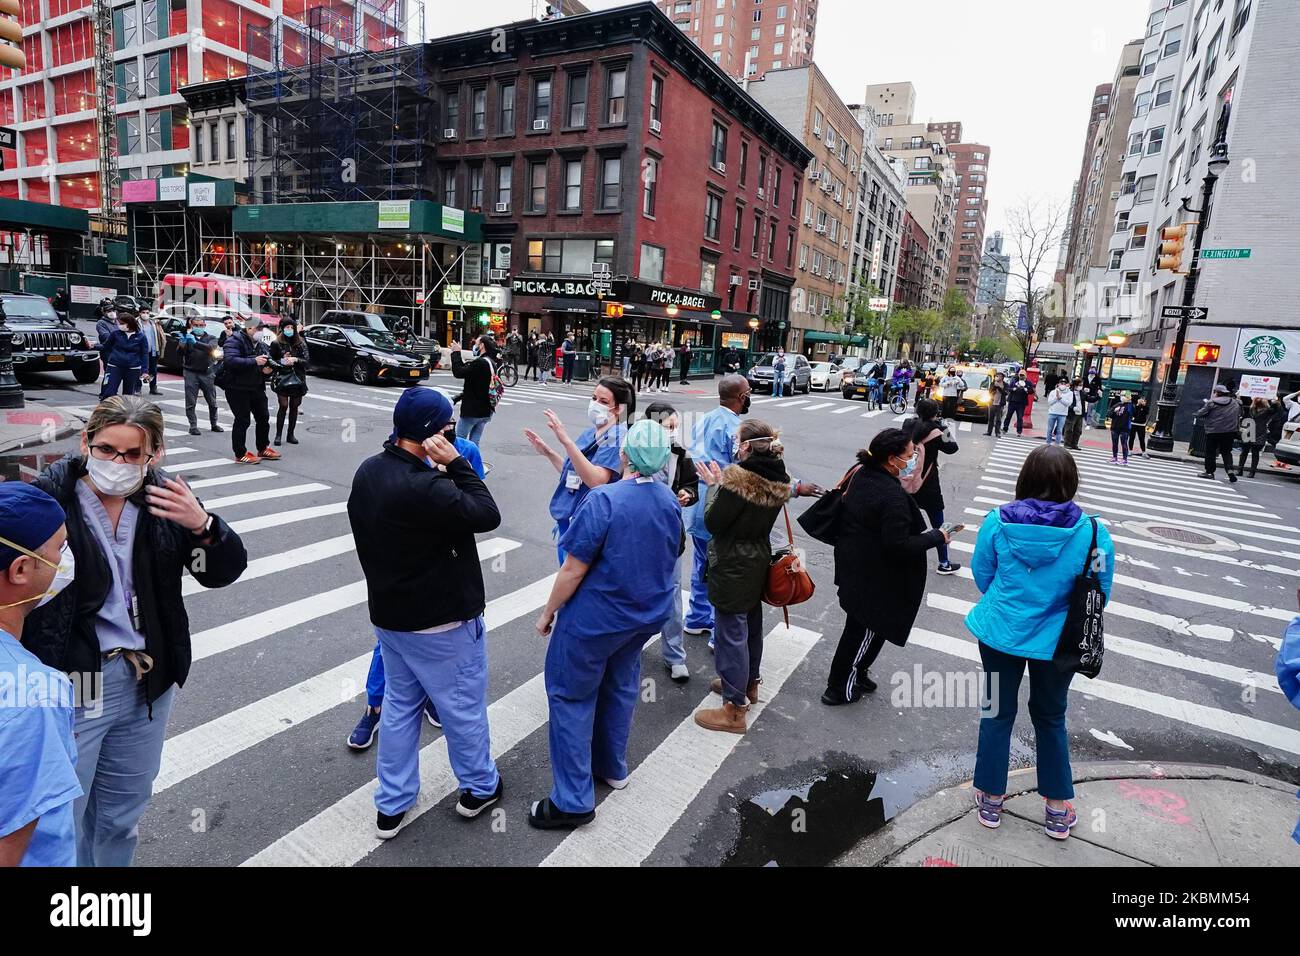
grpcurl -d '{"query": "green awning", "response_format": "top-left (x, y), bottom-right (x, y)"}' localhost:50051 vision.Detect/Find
top-left (802, 330), bottom-right (868, 346)
top-left (233, 201), bottom-right (483, 243)
top-left (0, 197), bottom-right (90, 234)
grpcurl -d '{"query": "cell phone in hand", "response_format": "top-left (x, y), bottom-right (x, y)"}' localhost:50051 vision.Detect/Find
top-left (939, 522), bottom-right (965, 536)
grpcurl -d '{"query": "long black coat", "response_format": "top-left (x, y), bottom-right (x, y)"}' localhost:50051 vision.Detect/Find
top-left (832, 456), bottom-right (945, 646)
top-left (24, 456), bottom-right (248, 707)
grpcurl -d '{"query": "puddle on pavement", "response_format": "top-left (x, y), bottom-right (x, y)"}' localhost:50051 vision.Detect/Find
top-left (719, 754), bottom-right (969, 867)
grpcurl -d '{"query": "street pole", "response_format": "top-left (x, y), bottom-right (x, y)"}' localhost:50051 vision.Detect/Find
top-left (0, 298), bottom-right (24, 409)
top-left (1150, 142), bottom-right (1227, 453)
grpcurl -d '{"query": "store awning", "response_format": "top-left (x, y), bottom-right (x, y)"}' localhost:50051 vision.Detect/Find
top-left (544, 296), bottom-right (603, 316)
top-left (719, 309), bottom-right (760, 332)
top-left (803, 330), bottom-right (869, 346)
top-left (623, 303), bottom-right (724, 324)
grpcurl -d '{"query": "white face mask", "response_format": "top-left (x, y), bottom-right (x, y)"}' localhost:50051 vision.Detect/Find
top-left (86, 455), bottom-right (147, 497)
top-left (587, 400), bottom-right (612, 428)
top-left (0, 539), bottom-right (74, 610)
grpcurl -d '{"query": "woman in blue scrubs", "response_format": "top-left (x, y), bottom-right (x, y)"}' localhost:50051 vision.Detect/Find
top-left (524, 376), bottom-right (635, 563)
top-left (529, 419), bottom-right (683, 829)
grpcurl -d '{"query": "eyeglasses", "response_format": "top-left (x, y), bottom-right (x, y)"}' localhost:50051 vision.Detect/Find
top-left (88, 444), bottom-right (153, 466)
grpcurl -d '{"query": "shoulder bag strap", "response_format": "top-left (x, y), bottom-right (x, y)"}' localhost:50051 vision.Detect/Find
top-left (1081, 516), bottom-right (1099, 578)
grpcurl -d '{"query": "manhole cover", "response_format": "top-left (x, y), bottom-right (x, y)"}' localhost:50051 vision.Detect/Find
top-left (1121, 520), bottom-right (1240, 552)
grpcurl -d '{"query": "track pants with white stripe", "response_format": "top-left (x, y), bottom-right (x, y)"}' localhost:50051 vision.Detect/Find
top-left (825, 615), bottom-right (888, 699)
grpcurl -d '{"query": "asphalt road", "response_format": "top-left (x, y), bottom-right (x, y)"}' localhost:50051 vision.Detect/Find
top-left (13, 362), bottom-right (1300, 867)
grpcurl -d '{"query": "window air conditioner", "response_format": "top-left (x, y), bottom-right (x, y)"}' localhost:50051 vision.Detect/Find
top-left (443, 129), bottom-right (457, 139)
top-left (815, 224), bottom-right (826, 234)
top-left (717, 162), bottom-right (727, 174)
top-left (803, 217), bottom-right (813, 226)
top-left (650, 119), bottom-right (662, 134)
top-left (495, 202), bottom-right (510, 213)
top-left (729, 275), bottom-right (742, 286)
top-left (747, 278), bottom-right (760, 290)
top-left (1110, 190), bottom-right (1120, 200)
top-left (533, 119), bottom-right (549, 131)
top-left (808, 166), bottom-right (818, 180)
top-left (757, 187), bottom-right (765, 199)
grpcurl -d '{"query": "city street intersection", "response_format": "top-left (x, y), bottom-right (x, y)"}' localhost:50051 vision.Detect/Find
top-left (12, 366), bottom-right (1299, 867)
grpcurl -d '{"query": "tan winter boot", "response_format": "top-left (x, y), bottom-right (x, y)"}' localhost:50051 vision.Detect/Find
top-left (694, 700), bottom-right (749, 734)
top-left (709, 677), bottom-right (761, 704)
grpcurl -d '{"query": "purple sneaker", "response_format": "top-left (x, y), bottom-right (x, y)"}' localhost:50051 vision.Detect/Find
top-left (975, 790), bottom-right (1004, 829)
top-left (1045, 801), bottom-right (1078, 840)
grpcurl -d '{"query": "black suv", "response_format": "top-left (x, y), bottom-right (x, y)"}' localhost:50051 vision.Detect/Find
top-left (3, 292), bottom-right (100, 383)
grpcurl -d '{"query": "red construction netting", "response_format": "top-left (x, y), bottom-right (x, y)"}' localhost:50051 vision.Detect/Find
top-left (51, 69), bottom-right (95, 116)
top-left (21, 34), bottom-right (44, 74)
top-left (23, 134), bottom-right (47, 168)
top-left (202, 50), bottom-right (247, 82)
top-left (0, 90), bottom-right (14, 125)
top-left (204, 0), bottom-right (269, 53)
top-left (170, 112), bottom-right (189, 150)
top-left (23, 177), bottom-right (50, 204)
top-left (49, 20), bottom-right (93, 70)
top-left (20, 83), bottom-right (45, 123)
top-left (169, 4), bottom-right (186, 35)
top-left (361, 12), bottom-right (400, 52)
top-left (19, 0), bottom-right (40, 25)
top-left (57, 173), bottom-right (98, 209)
top-left (0, 182), bottom-right (18, 200)
top-left (54, 118), bottom-right (96, 164)
top-left (281, 22), bottom-right (308, 67)
top-left (44, 0), bottom-right (89, 18)
top-left (171, 49), bottom-right (188, 89)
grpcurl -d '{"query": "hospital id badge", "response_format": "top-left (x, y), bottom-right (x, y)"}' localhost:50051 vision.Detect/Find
top-left (565, 471), bottom-right (582, 491)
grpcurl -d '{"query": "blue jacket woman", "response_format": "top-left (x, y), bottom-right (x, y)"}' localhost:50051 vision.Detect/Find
top-left (1278, 613), bottom-right (1300, 844)
top-left (98, 317), bottom-right (150, 399)
top-left (965, 445), bottom-right (1114, 842)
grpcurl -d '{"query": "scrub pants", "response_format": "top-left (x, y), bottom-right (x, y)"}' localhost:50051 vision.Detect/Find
top-left (374, 619), bottom-right (499, 815)
top-left (660, 552), bottom-right (686, 667)
top-left (1046, 413), bottom-right (1065, 445)
top-left (714, 604), bottom-right (764, 707)
top-left (974, 642), bottom-right (1075, 801)
top-left (457, 416), bottom-right (489, 447)
top-left (684, 534), bottom-right (714, 632)
top-left (544, 619), bottom-right (657, 814)
top-left (73, 653), bottom-right (175, 867)
top-left (100, 363), bottom-right (142, 399)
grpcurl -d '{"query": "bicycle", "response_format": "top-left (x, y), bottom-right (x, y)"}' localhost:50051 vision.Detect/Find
top-left (867, 379), bottom-right (883, 410)
top-left (496, 356), bottom-right (519, 387)
top-left (888, 383), bottom-right (908, 415)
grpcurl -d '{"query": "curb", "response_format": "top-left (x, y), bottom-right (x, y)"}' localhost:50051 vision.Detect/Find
top-left (833, 761), bottom-right (1296, 868)
top-left (0, 409), bottom-right (87, 456)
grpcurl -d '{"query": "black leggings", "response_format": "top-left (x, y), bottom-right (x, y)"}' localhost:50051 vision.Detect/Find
top-left (276, 392), bottom-right (302, 438)
top-left (1238, 444), bottom-right (1262, 475)
top-left (525, 357), bottom-right (538, 380)
top-left (826, 615), bottom-right (888, 698)
top-left (633, 367), bottom-right (645, 392)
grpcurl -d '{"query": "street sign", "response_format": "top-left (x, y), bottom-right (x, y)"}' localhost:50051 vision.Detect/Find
top-left (1160, 305), bottom-right (1209, 321)
top-left (0, 126), bottom-right (14, 150)
top-left (1199, 248), bottom-right (1251, 260)
top-left (868, 296), bottom-right (889, 312)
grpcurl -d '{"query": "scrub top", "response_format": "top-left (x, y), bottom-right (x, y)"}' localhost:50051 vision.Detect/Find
top-left (548, 422), bottom-right (627, 526)
top-left (453, 436), bottom-right (486, 479)
top-left (0, 631), bottom-right (81, 867)
top-left (557, 478), bottom-right (681, 639)
top-left (686, 405), bottom-right (740, 541)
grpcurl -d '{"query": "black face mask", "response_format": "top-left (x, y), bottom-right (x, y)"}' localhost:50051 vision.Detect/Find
top-left (741, 395), bottom-right (752, 414)
top-left (441, 425), bottom-right (457, 442)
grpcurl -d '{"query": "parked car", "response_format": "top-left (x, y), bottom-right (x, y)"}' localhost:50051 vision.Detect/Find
top-left (746, 352), bottom-right (811, 394)
top-left (809, 361), bottom-right (845, 392)
top-left (157, 302), bottom-right (239, 328)
top-left (2, 292), bottom-right (101, 383)
top-left (303, 323), bottom-right (429, 386)
top-left (157, 313), bottom-right (227, 373)
top-left (842, 361), bottom-right (896, 401)
top-left (114, 294), bottom-right (151, 314)
top-left (1274, 415), bottom-right (1300, 467)
top-left (319, 309), bottom-right (436, 360)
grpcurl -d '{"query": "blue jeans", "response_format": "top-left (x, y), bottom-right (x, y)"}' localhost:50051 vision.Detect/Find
top-left (1046, 413), bottom-right (1065, 445)
top-left (456, 415), bottom-right (489, 447)
top-left (73, 652), bottom-right (175, 867)
top-left (684, 534), bottom-right (714, 631)
top-left (660, 552), bottom-right (686, 666)
top-left (923, 507), bottom-right (950, 566)
top-left (713, 604), bottom-right (764, 707)
top-left (544, 618), bottom-right (656, 813)
top-left (374, 618), bottom-right (499, 812)
top-left (974, 641), bottom-right (1075, 800)
top-left (773, 374), bottom-right (785, 397)
top-left (1003, 405), bottom-right (1024, 435)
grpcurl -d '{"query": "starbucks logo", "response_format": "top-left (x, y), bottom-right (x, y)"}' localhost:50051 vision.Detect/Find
top-left (1242, 334), bottom-right (1286, 369)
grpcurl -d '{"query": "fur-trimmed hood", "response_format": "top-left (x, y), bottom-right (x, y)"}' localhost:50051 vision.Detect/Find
top-left (719, 462), bottom-right (790, 508)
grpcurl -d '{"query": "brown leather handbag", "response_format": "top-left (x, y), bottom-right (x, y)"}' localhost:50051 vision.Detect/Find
top-left (763, 505), bottom-right (816, 626)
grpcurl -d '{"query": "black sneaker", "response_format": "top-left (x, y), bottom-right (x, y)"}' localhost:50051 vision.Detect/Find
top-left (936, 562), bottom-right (962, 575)
top-left (1228, 473), bottom-right (1238, 483)
top-left (375, 809), bottom-right (407, 840)
top-left (820, 686), bottom-right (862, 706)
top-left (528, 797), bottom-right (595, 830)
top-left (855, 670), bottom-right (878, 694)
top-left (456, 776), bottom-right (503, 819)
top-left (188, 426), bottom-right (201, 436)
top-left (210, 424), bottom-right (225, 433)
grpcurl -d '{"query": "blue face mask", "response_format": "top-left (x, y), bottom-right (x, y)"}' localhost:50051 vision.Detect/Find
top-left (283, 328), bottom-right (295, 338)
top-left (896, 452), bottom-right (918, 477)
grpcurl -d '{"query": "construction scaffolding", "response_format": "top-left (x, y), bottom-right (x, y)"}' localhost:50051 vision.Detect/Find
top-left (128, 204), bottom-right (237, 296)
top-left (243, 0), bottom-right (433, 205)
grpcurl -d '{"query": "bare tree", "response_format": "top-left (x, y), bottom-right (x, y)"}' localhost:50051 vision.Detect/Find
top-left (990, 198), bottom-right (1067, 364)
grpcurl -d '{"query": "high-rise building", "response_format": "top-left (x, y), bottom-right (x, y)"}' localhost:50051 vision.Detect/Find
top-left (927, 120), bottom-right (962, 146)
top-left (1095, 0), bottom-right (1299, 438)
top-left (846, 102), bottom-right (906, 311)
top-left (976, 230), bottom-right (1009, 306)
top-left (0, 0), bottom-right (395, 212)
top-left (945, 141), bottom-right (990, 302)
top-left (747, 62), bottom-right (861, 357)
top-left (862, 81), bottom-right (956, 310)
top-left (1063, 37), bottom-right (1143, 345)
top-left (658, 0), bottom-right (818, 82)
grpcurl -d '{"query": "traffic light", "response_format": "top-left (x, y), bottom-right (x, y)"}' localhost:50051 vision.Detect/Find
top-left (0, 0), bottom-right (25, 71)
top-left (1191, 342), bottom-right (1221, 364)
top-left (1157, 225), bottom-right (1190, 272)
top-left (604, 302), bottom-right (624, 319)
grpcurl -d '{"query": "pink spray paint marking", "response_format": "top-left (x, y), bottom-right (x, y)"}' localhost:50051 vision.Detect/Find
top-left (1117, 781), bottom-right (1193, 825)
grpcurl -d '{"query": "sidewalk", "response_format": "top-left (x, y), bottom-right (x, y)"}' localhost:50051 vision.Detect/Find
top-left (836, 761), bottom-right (1300, 867)
top-left (0, 406), bottom-right (86, 455)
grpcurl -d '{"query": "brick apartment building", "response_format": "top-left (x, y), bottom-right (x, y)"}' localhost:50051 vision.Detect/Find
top-left (656, 0), bottom-right (818, 82)
top-left (942, 141), bottom-right (991, 302)
top-left (429, 2), bottom-right (811, 365)
top-left (894, 209), bottom-right (928, 309)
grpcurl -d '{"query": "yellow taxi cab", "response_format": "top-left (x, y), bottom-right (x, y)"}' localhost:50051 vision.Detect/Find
top-left (928, 364), bottom-right (995, 422)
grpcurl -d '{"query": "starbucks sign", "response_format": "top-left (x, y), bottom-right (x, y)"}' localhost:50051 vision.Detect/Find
top-left (1231, 329), bottom-right (1300, 374)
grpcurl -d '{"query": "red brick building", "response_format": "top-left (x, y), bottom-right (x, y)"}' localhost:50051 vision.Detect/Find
top-left (944, 142), bottom-right (991, 302)
top-left (894, 209), bottom-right (929, 309)
top-left (427, 2), bottom-right (811, 367)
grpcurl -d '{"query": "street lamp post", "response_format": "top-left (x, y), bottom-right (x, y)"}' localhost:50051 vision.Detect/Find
top-left (1150, 140), bottom-right (1230, 453)
top-left (0, 298), bottom-right (23, 410)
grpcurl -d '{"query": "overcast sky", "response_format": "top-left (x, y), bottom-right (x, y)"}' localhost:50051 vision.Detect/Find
top-left (431, 0), bottom-right (1149, 245)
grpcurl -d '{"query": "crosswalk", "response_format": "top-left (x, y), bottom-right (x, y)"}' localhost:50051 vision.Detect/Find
top-left (750, 395), bottom-right (978, 430)
top-left (913, 433), bottom-right (1300, 759)
top-left (71, 382), bottom-right (1298, 866)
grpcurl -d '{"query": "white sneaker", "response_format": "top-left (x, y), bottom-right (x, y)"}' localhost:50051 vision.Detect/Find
top-left (600, 776), bottom-right (630, 790)
top-left (669, 663), bottom-right (690, 683)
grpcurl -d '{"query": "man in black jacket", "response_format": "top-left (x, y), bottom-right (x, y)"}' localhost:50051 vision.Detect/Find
top-left (221, 315), bottom-right (278, 464)
top-left (348, 387), bottom-right (504, 839)
top-left (179, 313), bottom-right (224, 436)
top-left (1002, 371), bottom-right (1031, 436)
top-left (449, 334), bottom-right (495, 447)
